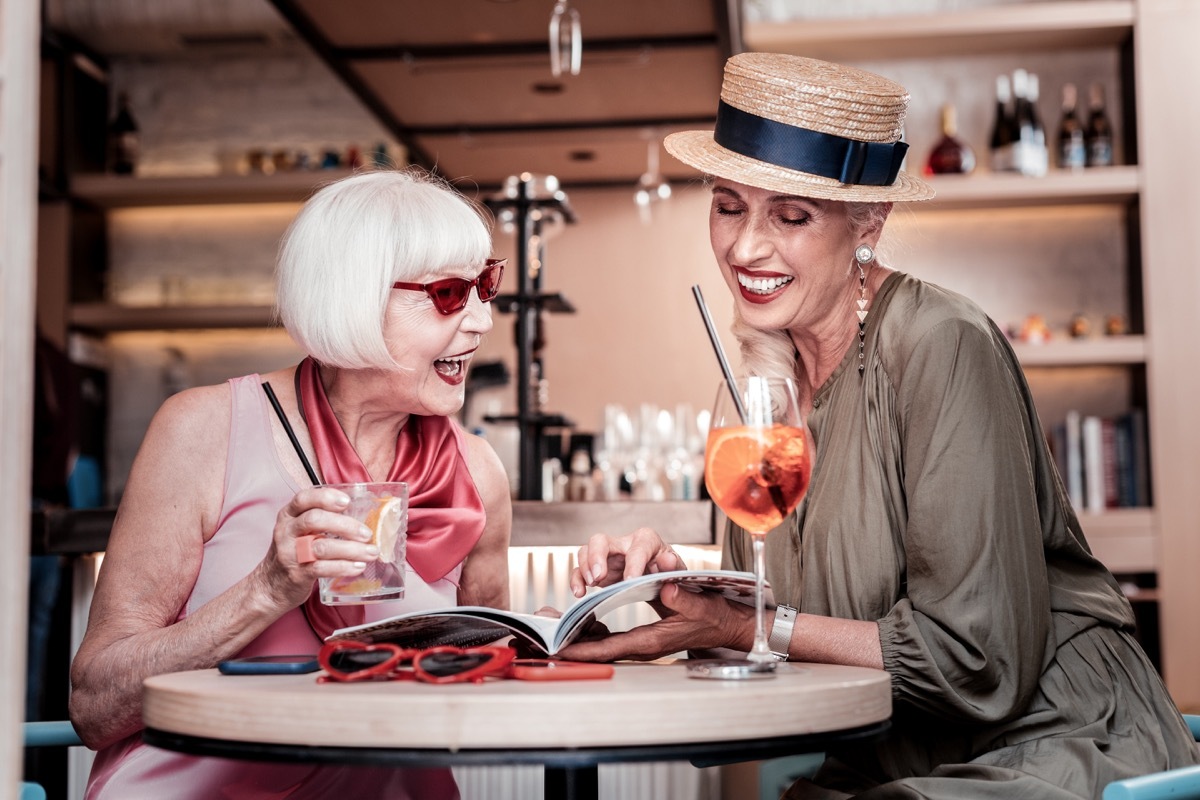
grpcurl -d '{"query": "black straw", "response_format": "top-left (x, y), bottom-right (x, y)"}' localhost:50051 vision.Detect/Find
top-left (691, 285), bottom-right (747, 421)
top-left (262, 382), bottom-right (321, 486)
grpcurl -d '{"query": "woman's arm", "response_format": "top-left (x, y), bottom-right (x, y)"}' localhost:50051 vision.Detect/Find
top-left (880, 317), bottom-right (1052, 723)
top-left (69, 385), bottom-right (379, 750)
top-left (457, 433), bottom-right (511, 609)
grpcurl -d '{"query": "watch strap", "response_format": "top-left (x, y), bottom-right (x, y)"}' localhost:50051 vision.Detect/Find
top-left (768, 604), bottom-right (797, 661)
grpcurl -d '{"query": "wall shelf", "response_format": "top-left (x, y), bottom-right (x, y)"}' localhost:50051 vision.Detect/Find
top-left (70, 303), bottom-right (277, 331)
top-left (744, 1), bottom-right (1134, 61)
top-left (69, 169), bottom-right (355, 208)
top-left (1078, 507), bottom-right (1157, 573)
top-left (1012, 336), bottom-right (1146, 367)
top-left (920, 166), bottom-right (1140, 211)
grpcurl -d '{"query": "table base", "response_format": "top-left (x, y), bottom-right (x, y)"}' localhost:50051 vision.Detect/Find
top-left (145, 722), bottom-right (889, 800)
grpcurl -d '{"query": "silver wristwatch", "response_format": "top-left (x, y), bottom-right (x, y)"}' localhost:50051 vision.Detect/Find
top-left (768, 604), bottom-right (797, 662)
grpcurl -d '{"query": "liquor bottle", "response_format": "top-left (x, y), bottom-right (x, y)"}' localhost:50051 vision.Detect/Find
top-left (1010, 69), bottom-right (1034, 175)
top-left (1057, 82), bottom-right (1086, 170)
top-left (988, 74), bottom-right (1018, 172)
top-left (924, 104), bottom-right (976, 175)
top-left (107, 92), bottom-right (139, 175)
top-left (1026, 73), bottom-right (1049, 176)
top-left (1085, 82), bottom-right (1115, 168)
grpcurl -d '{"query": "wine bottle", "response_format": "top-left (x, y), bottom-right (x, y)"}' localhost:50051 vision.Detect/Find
top-left (108, 92), bottom-right (139, 175)
top-left (989, 74), bottom-right (1017, 172)
top-left (924, 104), bottom-right (976, 175)
top-left (1025, 73), bottom-right (1048, 176)
top-left (1085, 82), bottom-right (1115, 168)
top-left (1057, 82), bottom-right (1086, 170)
top-left (1011, 69), bottom-right (1034, 175)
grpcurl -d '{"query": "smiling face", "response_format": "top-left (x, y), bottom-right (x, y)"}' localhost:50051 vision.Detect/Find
top-left (383, 263), bottom-right (495, 417)
top-left (708, 179), bottom-right (882, 339)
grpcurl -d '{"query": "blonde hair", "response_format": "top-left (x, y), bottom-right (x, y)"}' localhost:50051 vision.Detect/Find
top-left (276, 169), bottom-right (492, 369)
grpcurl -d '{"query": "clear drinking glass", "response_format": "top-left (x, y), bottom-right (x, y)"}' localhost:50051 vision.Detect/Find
top-left (319, 482), bottom-right (408, 605)
top-left (690, 376), bottom-right (811, 679)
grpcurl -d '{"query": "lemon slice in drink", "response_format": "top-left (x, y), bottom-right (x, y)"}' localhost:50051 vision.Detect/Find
top-left (364, 496), bottom-right (404, 564)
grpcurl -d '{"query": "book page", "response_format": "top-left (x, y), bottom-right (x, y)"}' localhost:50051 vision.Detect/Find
top-left (328, 607), bottom-right (561, 652)
top-left (327, 570), bottom-right (770, 656)
top-left (551, 570), bottom-right (766, 652)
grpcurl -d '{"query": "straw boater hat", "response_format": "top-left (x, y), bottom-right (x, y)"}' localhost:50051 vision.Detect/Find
top-left (665, 53), bottom-right (935, 203)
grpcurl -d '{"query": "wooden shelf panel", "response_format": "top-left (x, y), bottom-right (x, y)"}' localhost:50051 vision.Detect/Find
top-left (1078, 508), bottom-right (1157, 573)
top-left (1012, 335), bottom-right (1146, 367)
top-left (69, 170), bottom-right (355, 208)
top-left (745, 0), bottom-right (1134, 61)
top-left (70, 303), bottom-right (277, 331)
top-left (919, 166), bottom-right (1140, 211)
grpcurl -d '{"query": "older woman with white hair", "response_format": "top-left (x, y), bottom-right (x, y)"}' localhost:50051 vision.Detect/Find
top-left (562, 54), bottom-right (1198, 798)
top-left (69, 169), bottom-right (511, 799)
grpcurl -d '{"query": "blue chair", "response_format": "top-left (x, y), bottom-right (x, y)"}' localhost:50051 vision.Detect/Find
top-left (757, 716), bottom-right (1200, 800)
top-left (23, 720), bottom-right (83, 800)
top-left (759, 752), bottom-right (824, 800)
top-left (1102, 715), bottom-right (1200, 800)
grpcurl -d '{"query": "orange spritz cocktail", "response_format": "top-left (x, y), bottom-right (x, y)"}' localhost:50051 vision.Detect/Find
top-left (705, 424), bottom-right (811, 531)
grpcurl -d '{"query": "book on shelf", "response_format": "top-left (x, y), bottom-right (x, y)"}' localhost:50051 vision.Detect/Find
top-left (1050, 408), bottom-right (1149, 513)
top-left (326, 569), bottom-right (769, 656)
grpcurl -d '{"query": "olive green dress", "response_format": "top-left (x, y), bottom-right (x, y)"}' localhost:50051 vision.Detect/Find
top-left (723, 272), bottom-right (1197, 799)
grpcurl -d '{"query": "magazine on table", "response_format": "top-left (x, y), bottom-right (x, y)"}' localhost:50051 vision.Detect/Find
top-left (326, 569), bottom-right (773, 656)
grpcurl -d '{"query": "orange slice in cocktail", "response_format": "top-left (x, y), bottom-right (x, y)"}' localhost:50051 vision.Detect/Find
top-left (364, 496), bottom-right (404, 564)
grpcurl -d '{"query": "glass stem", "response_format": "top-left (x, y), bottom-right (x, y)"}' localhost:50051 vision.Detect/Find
top-left (748, 532), bottom-right (773, 664)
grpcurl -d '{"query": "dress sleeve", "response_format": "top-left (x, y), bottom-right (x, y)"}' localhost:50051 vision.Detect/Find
top-left (879, 318), bottom-right (1053, 725)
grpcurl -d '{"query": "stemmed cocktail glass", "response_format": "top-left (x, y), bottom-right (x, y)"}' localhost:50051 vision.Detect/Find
top-left (690, 375), bottom-right (811, 679)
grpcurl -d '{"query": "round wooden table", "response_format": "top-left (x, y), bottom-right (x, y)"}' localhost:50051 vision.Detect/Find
top-left (143, 660), bottom-right (891, 800)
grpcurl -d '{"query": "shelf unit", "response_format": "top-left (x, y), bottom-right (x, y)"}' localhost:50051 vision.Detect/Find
top-left (69, 303), bottom-right (277, 332)
top-left (1009, 336), bottom-right (1146, 367)
top-left (63, 172), bottom-right (347, 333)
top-left (743, 0), bottom-right (1200, 705)
top-left (69, 169), bottom-right (355, 208)
top-left (919, 166), bottom-right (1138, 210)
top-left (744, 1), bottom-right (1134, 60)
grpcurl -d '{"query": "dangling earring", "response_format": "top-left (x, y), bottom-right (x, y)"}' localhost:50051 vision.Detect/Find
top-left (853, 244), bottom-right (874, 375)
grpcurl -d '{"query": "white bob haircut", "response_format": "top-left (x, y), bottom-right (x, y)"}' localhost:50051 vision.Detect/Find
top-left (276, 168), bottom-right (492, 369)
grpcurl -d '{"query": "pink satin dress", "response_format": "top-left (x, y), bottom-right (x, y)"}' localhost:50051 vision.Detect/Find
top-left (84, 374), bottom-right (470, 799)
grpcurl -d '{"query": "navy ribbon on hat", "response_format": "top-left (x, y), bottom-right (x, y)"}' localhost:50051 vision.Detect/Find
top-left (714, 100), bottom-right (909, 187)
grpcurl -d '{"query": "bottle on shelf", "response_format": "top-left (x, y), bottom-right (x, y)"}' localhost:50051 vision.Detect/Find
top-left (1011, 70), bottom-right (1048, 177)
top-left (1085, 82), bottom-right (1115, 168)
top-left (988, 74), bottom-right (1018, 172)
top-left (107, 92), bottom-right (139, 175)
top-left (566, 449), bottom-right (596, 502)
top-left (924, 103), bottom-right (976, 175)
top-left (1026, 73), bottom-right (1049, 177)
top-left (1057, 82), bottom-right (1087, 171)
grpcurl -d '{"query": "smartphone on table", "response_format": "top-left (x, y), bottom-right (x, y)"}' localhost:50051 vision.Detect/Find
top-left (218, 654), bottom-right (320, 675)
top-left (508, 660), bottom-right (614, 681)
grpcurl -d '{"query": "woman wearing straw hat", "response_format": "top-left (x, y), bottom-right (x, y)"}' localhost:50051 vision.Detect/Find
top-left (69, 168), bottom-right (511, 799)
top-left (563, 54), bottom-right (1197, 797)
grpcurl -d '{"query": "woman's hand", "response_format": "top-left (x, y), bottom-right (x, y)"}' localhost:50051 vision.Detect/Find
top-left (555, 583), bottom-right (753, 662)
top-left (253, 486), bottom-right (381, 610)
top-left (568, 528), bottom-right (687, 598)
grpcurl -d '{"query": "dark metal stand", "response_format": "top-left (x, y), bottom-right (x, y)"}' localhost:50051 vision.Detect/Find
top-left (483, 175), bottom-right (578, 500)
top-left (144, 722), bottom-right (890, 800)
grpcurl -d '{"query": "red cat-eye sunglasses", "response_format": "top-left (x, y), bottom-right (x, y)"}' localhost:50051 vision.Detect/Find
top-left (392, 259), bottom-right (506, 315)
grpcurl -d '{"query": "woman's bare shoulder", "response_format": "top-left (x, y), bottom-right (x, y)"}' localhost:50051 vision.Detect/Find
top-left (461, 428), bottom-right (511, 507)
top-left (126, 384), bottom-right (234, 526)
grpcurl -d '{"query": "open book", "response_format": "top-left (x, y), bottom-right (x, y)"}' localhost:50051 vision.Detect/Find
top-left (326, 569), bottom-right (773, 656)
